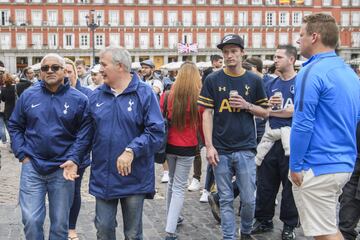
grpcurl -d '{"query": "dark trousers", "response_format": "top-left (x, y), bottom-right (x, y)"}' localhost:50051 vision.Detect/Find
top-left (69, 167), bottom-right (86, 229)
top-left (192, 148), bottom-right (201, 181)
top-left (255, 140), bottom-right (299, 227)
top-left (339, 157), bottom-right (360, 240)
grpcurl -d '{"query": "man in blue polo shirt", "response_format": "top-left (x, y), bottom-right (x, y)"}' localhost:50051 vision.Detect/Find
top-left (198, 34), bottom-right (268, 240)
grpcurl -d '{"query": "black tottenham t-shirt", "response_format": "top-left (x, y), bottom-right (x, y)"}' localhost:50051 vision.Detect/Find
top-left (198, 69), bottom-right (268, 154)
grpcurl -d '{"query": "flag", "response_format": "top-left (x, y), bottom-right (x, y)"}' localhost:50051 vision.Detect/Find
top-left (177, 43), bottom-right (198, 54)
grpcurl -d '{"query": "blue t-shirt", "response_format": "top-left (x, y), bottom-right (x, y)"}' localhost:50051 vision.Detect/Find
top-left (198, 69), bottom-right (268, 154)
top-left (266, 76), bottom-right (295, 129)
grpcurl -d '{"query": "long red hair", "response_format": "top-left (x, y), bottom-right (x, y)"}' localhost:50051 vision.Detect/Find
top-left (171, 62), bottom-right (202, 131)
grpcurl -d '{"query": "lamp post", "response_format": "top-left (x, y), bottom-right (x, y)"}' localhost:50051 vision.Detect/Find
top-left (86, 10), bottom-right (101, 66)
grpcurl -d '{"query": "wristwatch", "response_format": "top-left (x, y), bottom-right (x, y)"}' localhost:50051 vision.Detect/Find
top-left (125, 147), bottom-right (134, 155)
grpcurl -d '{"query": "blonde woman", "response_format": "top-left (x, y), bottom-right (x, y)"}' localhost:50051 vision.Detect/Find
top-left (160, 62), bottom-right (203, 240)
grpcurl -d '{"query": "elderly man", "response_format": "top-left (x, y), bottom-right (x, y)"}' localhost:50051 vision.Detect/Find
top-left (8, 53), bottom-right (91, 240)
top-left (87, 47), bottom-right (164, 240)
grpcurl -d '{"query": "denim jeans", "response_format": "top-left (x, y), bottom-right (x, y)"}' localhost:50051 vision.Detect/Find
top-left (95, 194), bottom-right (146, 240)
top-left (213, 150), bottom-right (257, 240)
top-left (19, 161), bottom-right (74, 240)
top-left (0, 113), bottom-right (7, 143)
top-left (165, 154), bottom-right (194, 233)
top-left (204, 163), bottom-right (215, 192)
top-left (69, 167), bottom-right (86, 229)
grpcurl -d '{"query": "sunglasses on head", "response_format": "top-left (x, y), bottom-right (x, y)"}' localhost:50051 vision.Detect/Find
top-left (40, 65), bottom-right (63, 72)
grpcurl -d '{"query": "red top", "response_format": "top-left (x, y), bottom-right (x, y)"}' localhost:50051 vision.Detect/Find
top-left (160, 90), bottom-right (204, 147)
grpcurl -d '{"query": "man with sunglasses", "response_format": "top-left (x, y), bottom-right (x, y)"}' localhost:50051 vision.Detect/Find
top-left (8, 53), bottom-right (92, 240)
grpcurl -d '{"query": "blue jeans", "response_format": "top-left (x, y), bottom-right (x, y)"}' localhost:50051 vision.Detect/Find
top-left (166, 154), bottom-right (194, 233)
top-left (0, 114), bottom-right (7, 143)
top-left (69, 167), bottom-right (86, 229)
top-left (213, 150), bottom-right (257, 240)
top-left (19, 161), bottom-right (74, 240)
top-left (204, 163), bottom-right (215, 192)
top-left (95, 194), bottom-right (146, 240)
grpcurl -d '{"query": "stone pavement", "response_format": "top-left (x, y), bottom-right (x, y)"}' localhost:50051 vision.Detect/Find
top-left (0, 145), bottom-right (312, 240)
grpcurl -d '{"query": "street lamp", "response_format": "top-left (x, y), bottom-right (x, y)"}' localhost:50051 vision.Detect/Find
top-left (86, 10), bottom-right (101, 66)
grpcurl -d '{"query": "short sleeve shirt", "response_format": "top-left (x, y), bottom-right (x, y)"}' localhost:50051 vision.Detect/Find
top-left (198, 69), bottom-right (268, 154)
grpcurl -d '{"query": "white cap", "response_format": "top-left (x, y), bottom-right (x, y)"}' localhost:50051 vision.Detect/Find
top-left (91, 64), bottom-right (101, 73)
top-left (0, 67), bottom-right (5, 72)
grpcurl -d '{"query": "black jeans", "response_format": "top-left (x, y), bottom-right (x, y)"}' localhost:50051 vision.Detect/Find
top-left (339, 157), bottom-right (360, 240)
top-left (255, 140), bottom-right (299, 227)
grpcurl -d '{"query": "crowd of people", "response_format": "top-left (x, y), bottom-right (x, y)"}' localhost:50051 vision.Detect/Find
top-left (0, 12), bottom-right (360, 240)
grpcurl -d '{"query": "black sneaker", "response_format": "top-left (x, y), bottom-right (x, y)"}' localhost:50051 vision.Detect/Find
top-left (164, 234), bottom-right (178, 240)
top-left (251, 219), bottom-right (274, 234)
top-left (240, 232), bottom-right (254, 240)
top-left (208, 193), bottom-right (221, 224)
top-left (177, 216), bottom-right (184, 225)
top-left (282, 224), bottom-right (296, 240)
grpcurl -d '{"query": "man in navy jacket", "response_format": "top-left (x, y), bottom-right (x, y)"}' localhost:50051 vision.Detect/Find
top-left (8, 53), bottom-right (92, 240)
top-left (88, 47), bottom-right (164, 240)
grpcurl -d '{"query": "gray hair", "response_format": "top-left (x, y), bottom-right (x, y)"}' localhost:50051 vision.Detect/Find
top-left (99, 47), bottom-right (132, 72)
top-left (40, 53), bottom-right (65, 68)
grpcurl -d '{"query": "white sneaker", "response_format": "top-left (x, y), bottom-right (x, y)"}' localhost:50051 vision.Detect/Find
top-left (161, 171), bottom-right (169, 183)
top-left (199, 189), bottom-right (209, 203)
top-left (188, 178), bottom-right (201, 191)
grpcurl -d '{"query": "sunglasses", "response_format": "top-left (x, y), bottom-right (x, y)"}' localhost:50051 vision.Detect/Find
top-left (40, 65), bottom-right (63, 72)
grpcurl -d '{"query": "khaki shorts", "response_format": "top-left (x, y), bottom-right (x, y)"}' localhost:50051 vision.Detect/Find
top-left (290, 169), bottom-right (351, 237)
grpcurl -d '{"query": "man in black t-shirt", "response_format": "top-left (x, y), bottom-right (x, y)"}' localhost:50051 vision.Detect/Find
top-left (201, 54), bottom-right (223, 84)
top-left (198, 34), bottom-right (268, 240)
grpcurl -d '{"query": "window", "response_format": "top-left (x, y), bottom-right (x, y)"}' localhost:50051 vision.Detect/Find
top-left (323, 0), bottom-right (331, 6)
top-left (32, 33), bottom-right (42, 49)
top-left (79, 34), bottom-right (89, 48)
top-left (124, 11), bottom-right (134, 26)
top-left (139, 0), bottom-right (148, 3)
top-left (239, 33), bottom-right (248, 47)
top-left (109, 33), bottom-right (120, 47)
top-left (304, 0), bottom-right (312, 5)
top-left (224, 0), bottom-right (234, 4)
top-left (352, 32), bottom-right (360, 47)
top-left (266, 33), bottom-right (275, 48)
top-left (16, 10), bottom-right (26, 26)
top-left (266, 12), bottom-right (276, 26)
top-left (183, 0), bottom-right (192, 4)
top-left (168, 33), bottom-right (178, 48)
top-left (78, 0), bottom-right (89, 3)
top-left (154, 33), bottom-right (163, 49)
top-left (168, 11), bottom-right (178, 26)
top-left (16, 33), bottom-right (27, 49)
top-left (153, 11), bottom-right (163, 26)
top-left (224, 12), bottom-right (234, 26)
top-left (292, 12), bottom-right (302, 26)
top-left (139, 11), bottom-right (149, 26)
top-left (153, 0), bottom-right (163, 4)
top-left (95, 10), bottom-right (104, 26)
top-left (266, 0), bottom-right (275, 4)
top-left (352, 12), bottom-right (360, 26)
top-left (182, 33), bottom-right (192, 43)
top-left (168, 0), bottom-right (177, 4)
top-left (352, 0), bottom-right (359, 6)
top-left (63, 10), bottom-right (73, 26)
top-left (197, 33), bottom-right (206, 48)
top-left (78, 11), bottom-right (87, 26)
top-left (196, 12), bottom-right (206, 26)
top-left (211, 33), bottom-right (220, 48)
top-left (124, 33), bottom-right (134, 49)
top-left (62, 0), bottom-right (74, 3)
top-left (0, 0), bottom-right (9, 2)
top-left (197, 0), bottom-right (205, 4)
top-left (106, 11), bottom-right (118, 26)
top-left (252, 12), bottom-right (262, 26)
top-left (252, 33), bottom-right (261, 48)
top-left (93, 0), bottom-right (103, 3)
top-left (31, 0), bottom-right (41, 2)
top-left (124, 0), bottom-right (133, 3)
top-left (182, 11), bottom-right (192, 26)
top-left (139, 34), bottom-right (149, 49)
top-left (252, 0), bottom-right (262, 4)
top-left (279, 12), bottom-right (289, 26)
top-left (48, 33), bottom-right (58, 49)
top-left (16, 0), bottom-right (26, 2)
top-left (238, 0), bottom-right (247, 4)
top-left (95, 34), bottom-right (104, 49)
top-left (292, 32), bottom-right (299, 46)
top-left (342, 0), bottom-right (349, 5)
top-left (211, 0), bottom-right (220, 4)
top-left (0, 33), bottom-right (11, 49)
top-left (47, 10), bottom-right (58, 26)
top-left (341, 12), bottom-right (350, 26)
top-left (210, 11), bottom-right (220, 26)
top-left (108, 0), bottom-right (118, 3)
top-left (238, 12), bottom-right (247, 26)
top-left (31, 10), bottom-right (42, 26)
top-left (279, 33), bottom-right (288, 45)
top-left (63, 34), bottom-right (74, 49)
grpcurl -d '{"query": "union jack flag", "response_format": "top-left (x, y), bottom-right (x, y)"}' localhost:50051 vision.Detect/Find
top-left (177, 43), bottom-right (198, 54)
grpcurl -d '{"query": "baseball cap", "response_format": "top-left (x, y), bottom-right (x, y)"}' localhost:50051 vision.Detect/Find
top-left (91, 64), bottom-right (101, 73)
top-left (140, 59), bottom-right (155, 68)
top-left (0, 66), bottom-right (5, 72)
top-left (217, 34), bottom-right (244, 50)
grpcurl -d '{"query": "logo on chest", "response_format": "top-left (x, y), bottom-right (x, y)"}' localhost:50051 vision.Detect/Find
top-left (128, 99), bottom-right (134, 112)
top-left (63, 102), bottom-right (69, 115)
top-left (245, 84), bottom-right (250, 96)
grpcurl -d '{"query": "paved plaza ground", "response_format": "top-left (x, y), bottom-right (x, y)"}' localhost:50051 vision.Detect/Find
top-left (0, 145), bottom-right (312, 240)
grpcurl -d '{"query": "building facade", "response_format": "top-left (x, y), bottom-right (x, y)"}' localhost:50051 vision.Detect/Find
top-left (0, 0), bottom-right (359, 72)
